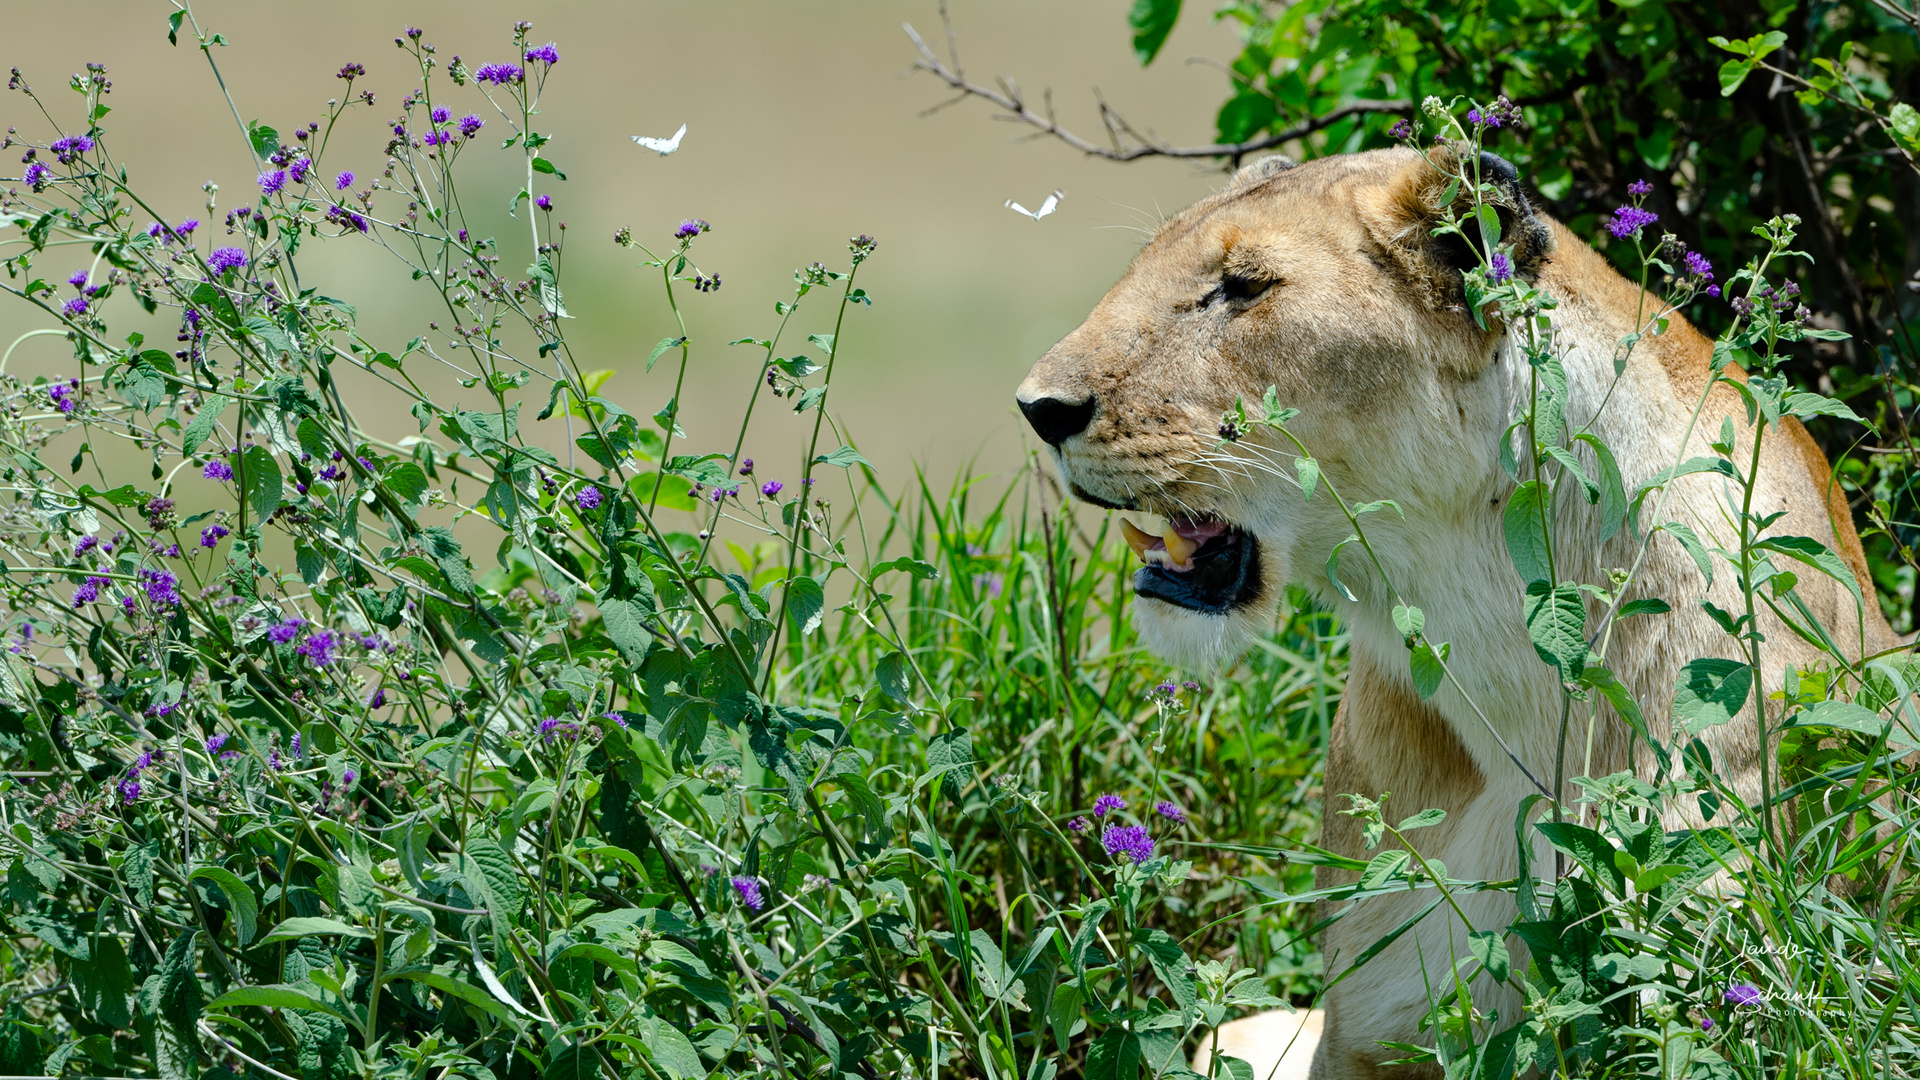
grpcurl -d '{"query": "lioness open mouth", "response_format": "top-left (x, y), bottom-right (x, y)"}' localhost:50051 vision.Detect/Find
top-left (1121, 516), bottom-right (1261, 614)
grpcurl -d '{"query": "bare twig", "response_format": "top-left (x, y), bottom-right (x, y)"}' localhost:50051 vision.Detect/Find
top-left (904, 22), bottom-right (1408, 166)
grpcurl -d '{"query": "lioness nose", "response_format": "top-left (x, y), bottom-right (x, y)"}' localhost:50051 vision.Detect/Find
top-left (1018, 393), bottom-right (1096, 446)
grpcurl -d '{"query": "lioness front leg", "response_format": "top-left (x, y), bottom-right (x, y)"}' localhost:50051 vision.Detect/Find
top-left (1309, 663), bottom-right (1535, 1079)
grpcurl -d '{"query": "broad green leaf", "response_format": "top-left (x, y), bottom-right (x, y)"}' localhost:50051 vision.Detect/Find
top-left (1360, 849), bottom-right (1410, 889)
top-left (459, 839), bottom-right (525, 933)
top-left (208, 984), bottom-right (355, 1029)
top-left (1469, 929), bottom-right (1510, 982)
top-left (182, 394), bottom-right (229, 455)
top-left (1523, 581), bottom-right (1585, 676)
top-left (1755, 534), bottom-right (1862, 604)
top-left (242, 445), bottom-right (282, 523)
top-left (872, 556), bottom-right (939, 581)
top-left (1295, 455), bottom-right (1319, 501)
top-left (262, 917), bottom-right (370, 943)
top-left (784, 575), bottom-right (825, 636)
top-left (1673, 658), bottom-right (1752, 736)
top-left (1573, 433), bottom-right (1627, 540)
top-left (190, 866), bottom-right (259, 944)
top-left (1503, 480), bottom-right (1552, 585)
top-left (1409, 640), bottom-right (1448, 700)
top-left (1138, 927), bottom-right (1196, 1008)
top-left (1127, 0), bottom-right (1184, 65)
top-left (1392, 604), bottom-right (1424, 639)
top-left (1662, 522), bottom-right (1714, 587)
top-left (599, 598), bottom-right (654, 666)
top-left (1397, 808), bottom-right (1446, 831)
top-left (1536, 821), bottom-right (1626, 893)
top-left (1784, 700), bottom-right (1918, 753)
top-left (813, 445), bottom-right (870, 469)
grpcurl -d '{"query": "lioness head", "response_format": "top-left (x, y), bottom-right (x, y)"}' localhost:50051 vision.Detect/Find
top-left (1017, 146), bottom-right (1554, 668)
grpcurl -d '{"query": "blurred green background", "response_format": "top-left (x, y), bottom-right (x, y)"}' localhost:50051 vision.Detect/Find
top-left (2, 1), bottom-right (1250, 487)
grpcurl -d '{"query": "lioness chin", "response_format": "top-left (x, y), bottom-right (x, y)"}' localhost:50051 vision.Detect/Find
top-left (1016, 146), bottom-right (1894, 1080)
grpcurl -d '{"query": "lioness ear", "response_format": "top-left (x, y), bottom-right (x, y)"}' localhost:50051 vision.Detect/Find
top-left (1225, 154), bottom-right (1295, 193)
top-left (1371, 145), bottom-right (1554, 310)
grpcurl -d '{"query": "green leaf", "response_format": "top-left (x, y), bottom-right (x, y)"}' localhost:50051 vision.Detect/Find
top-left (813, 445), bottom-right (870, 469)
top-left (1783, 700), bottom-right (1918, 753)
top-left (647, 336), bottom-right (685, 372)
top-left (877, 650), bottom-right (911, 702)
top-left (1783, 390), bottom-right (1865, 424)
top-left (1469, 930), bottom-right (1510, 982)
top-left (1536, 822), bottom-right (1626, 893)
top-left (599, 598), bottom-right (654, 666)
top-left (261, 917), bottom-right (370, 943)
top-left (1409, 640), bottom-right (1448, 700)
top-left (1138, 927), bottom-right (1196, 1008)
top-left (1359, 849), bottom-right (1410, 888)
top-left (1295, 455), bottom-right (1319, 500)
top-left (1127, 0), bottom-right (1184, 66)
top-left (965, 929), bottom-right (1028, 1009)
top-left (189, 867), bottom-right (259, 945)
top-left (1523, 581), bottom-right (1586, 676)
top-left (181, 394), bottom-right (229, 455)
top-left (1755, 535), bottom-right (1863, 604)
top-left (1397, 808), bottom-right (1446, 831)
top-left (1673, 658), bottom-right (1752, 737)
top-left (1503, 480), bottom-right (1552, 586)
top-left (872, 556), bottom-right (939, 581)
top-left (1616, 597), bottom-right (1671, 620)
top-left (242, 445), bottom-right (282, 523)
top-left (1573, 433), bottom-right (1627, 540)
top-left (248, 121), bottom-right (279, 158)
top-left (636, 1015), bottom-right (707, 1080)
top-left (389, 967), bottom-right (520, 1025)
top-left (155, 929), bottom-right (202, 1037)
top-left (460, 839), bottom-right (525, 933)
top-left (784, 575), bottom-right (824, 636)
top-left (72, 935), bottom-right (134, 1028)
top-left (1893, 103), bottom-right (1920, 154)
top-left (925, 727), bottom-right (972, 803)
top-left (530, 157), bottom-right (567, 180)
top-left (1663, 522), bottom-right (1714, 587)
top-left (208, 984), bottom-right (355, 1028)
top-left (1391, 604), bottom-right (1424, 638)
top-left (1325, 534), bottom-right (1360, 602)
top-left (1578, 665), bottom-right (1664, 768)
top-left (243, 315), bottom-right (296, 357)
top-left (1086, 1028), bottom-right (1140, 1080)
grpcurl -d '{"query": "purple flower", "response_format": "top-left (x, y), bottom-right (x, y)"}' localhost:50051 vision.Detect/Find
top-left (602, 710), bottom-right (628, 728)
top-left (737, 458), bottom-right (753, 476)
top-left (296, 630), bottom-right (339, 668)
top-left (61, 298), bottom-right (88, 317)
top-left (258, 170), bottom-right (287, 196)
top-left (268, 617), bottom-right (305, 645)
top-left (50, 135), bottom-right (93, 163)
top-left (1466, 107), bottom-right (1500, 129)
top-left (338, 63), bottom-right (366, 80)
top-left (459, 114), bottom-right (484, 138)
top-left (205, 733), bottom-right (228, 754)
top-left (1153, 801), bottom-right (1186, 823)
top-left (269, 749), bottom-right (283, 771)
top-left (760, 480), bottom-right (783, 498)
top-left (290, 733), bottom-right (303, 759)
top-left (118, 777), bottom-right (141, 805)
top-left (203, 459), bottom-right (233, 482)
top-left (535, 194), bottom-right (553, 211)
top-left (173, 219), bottom-right (199, 239)
top-left (730, 876), bottom-right (765, 911)
top-left (73, 535), bottom-right (98, 557)
top-left (474, 63), bottom-right (524, 85)
top-left (1627, 179), bottom-right (1653, 197)
top-left (524, 43), bottom-right (560, 65)
top-left (48, 380), bottom-right (79, 414)
top-left (1701, 1017), bottom-right (1714, 1031)
top-left (67, 269), bottom-right (89, 289)
top-left (1093, 793), bottom-right (1125, 818)
top-left (1706, 285), bottom-right (1722, 299)
top-left (674, 219), bottom-right (709, 240)
top-left (1100, 824), bottom-right (1155, 864)
top-left (200, 524), bottom-right (230, 548)
top-left (342, 767), bottom-right (357, 786)
top-left (1489, 251), bottom-right (1513, 284)
top-left (335, 170), bottom-right (355, 191)
top-left (71, 575), bottom-right (107, 607)
top-left (369, 688), bottom-right (386, 708)
top-left (1388, 118), bottom-right (1413, 140)
top-left (1684, 250), bottom-right (1714, 280)
top-left (430, 105), bottom-right (451, 124)
top-left (1607, 206), bottom-right (1658, 240)
top-left (139, 568), bottom-right (181, 607)
top-left (575, 485), bottom-right (602, 511)
top-left (1724, 984), bottom-right (1763, 1008)
top-left (1067, 816), bottom-right (1090, 833)
top-left (207, 247), bottom-right (248, 275)
top-left (288, 158), bottom-right (311, 184)
top-left (23, 161), bottom-right (50, 189)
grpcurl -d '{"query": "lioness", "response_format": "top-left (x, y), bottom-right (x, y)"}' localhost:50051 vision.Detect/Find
top-left (1015, 147), bottom-right (1894, 1079)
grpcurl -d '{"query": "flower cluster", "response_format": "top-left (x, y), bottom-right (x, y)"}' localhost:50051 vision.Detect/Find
top-left (207, 247), bottom-right (248, 275)
top-left (674, 219), bottom-right (711, 241)
top-left (730, 875), bottom-right (765, 911)
top-left (46, 377), bottom-right (79, 414)
top-left (1100, 824), bottom-right (1155, 864)
top-left (474, 62), bottom-right (523, 85)
top-left (1465, 96), bottom-right (1522, 129)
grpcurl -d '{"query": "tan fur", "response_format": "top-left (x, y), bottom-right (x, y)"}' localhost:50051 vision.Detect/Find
top-left (1018, 147), bottom-right (1896, 1078)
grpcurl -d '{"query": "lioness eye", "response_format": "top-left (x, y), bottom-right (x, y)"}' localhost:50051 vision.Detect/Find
top-left (1221, 272), bottom-right (1273, 304)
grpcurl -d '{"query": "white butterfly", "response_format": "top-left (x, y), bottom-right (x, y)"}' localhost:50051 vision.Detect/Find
top-left (1005, 190), bottom-right (1063, 221)
top-left (631, 123), bottom-right (687, 156)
